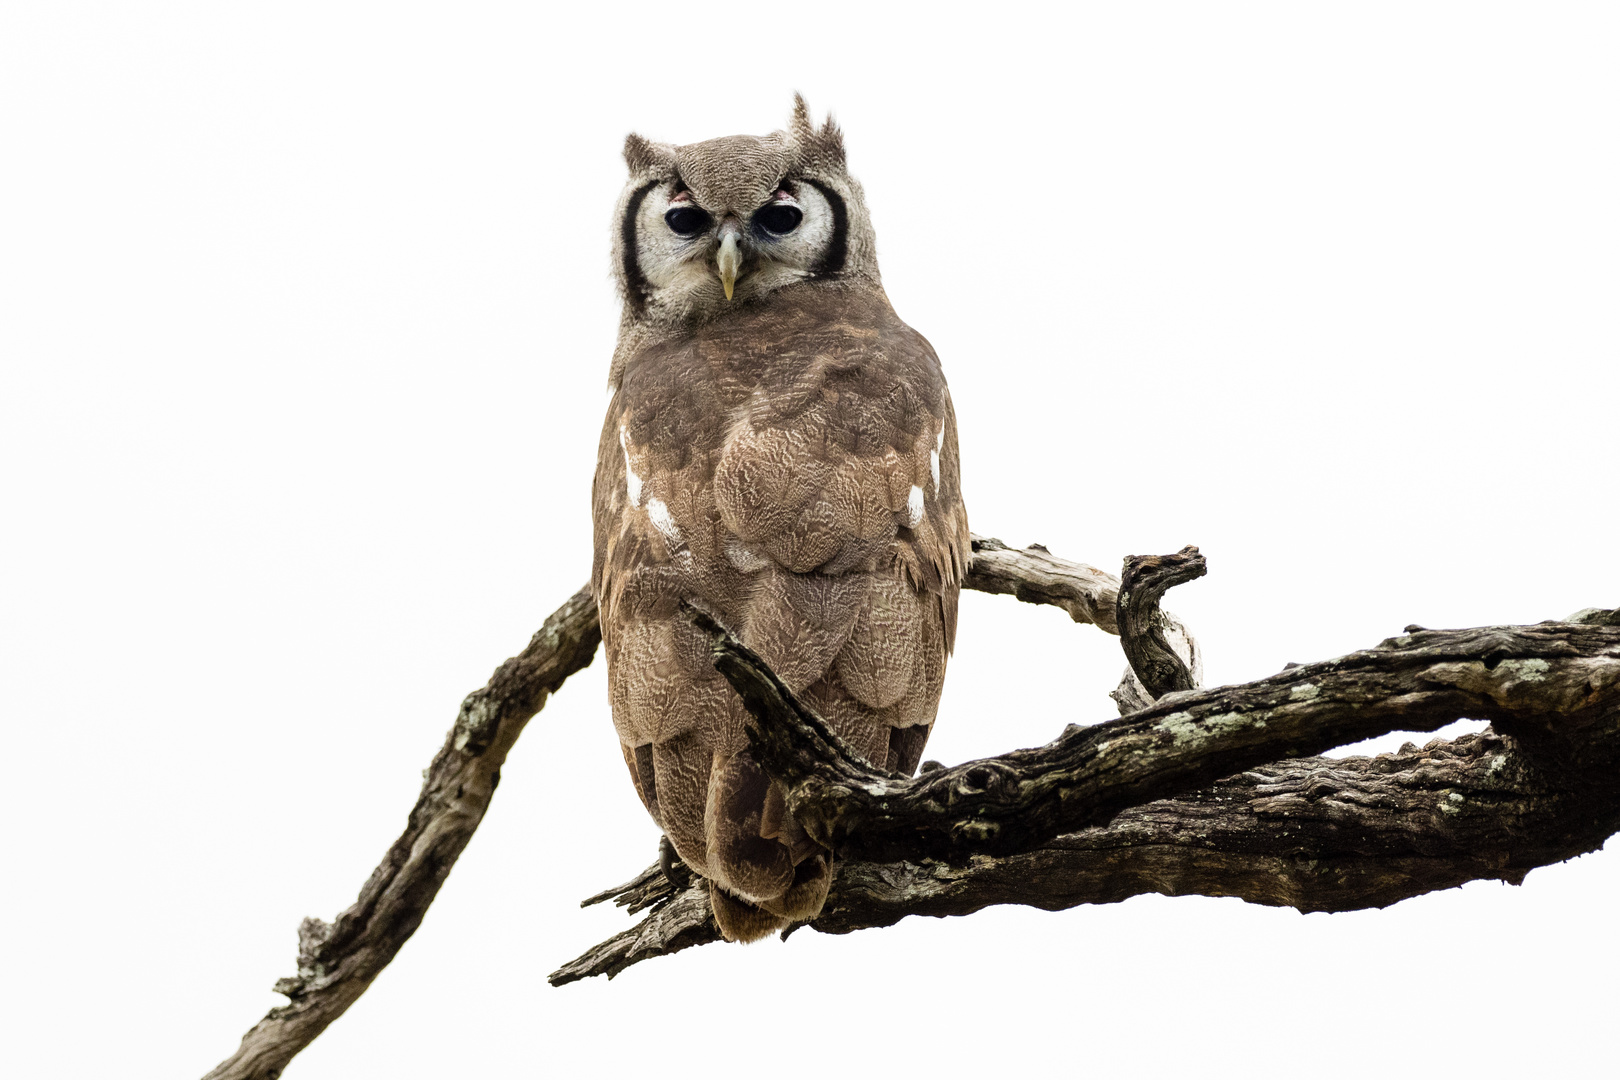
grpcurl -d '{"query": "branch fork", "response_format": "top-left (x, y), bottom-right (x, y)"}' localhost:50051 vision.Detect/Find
top-left (206, 539), bottom-right (1620, 1074)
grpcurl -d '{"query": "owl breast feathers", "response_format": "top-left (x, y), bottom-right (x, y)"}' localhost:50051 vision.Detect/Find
top-left (591, 100), bottom-right (967, 941)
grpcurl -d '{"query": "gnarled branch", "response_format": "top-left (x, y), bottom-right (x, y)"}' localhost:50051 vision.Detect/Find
top-left (551, 618), bottom-right (1620, 984)
top-left (689, 605), bottom-right (1620, 867)
top-left (963, 536), bottom-right (1121, 631)
top-left (1116, 545), bottom-right (1207, 698)
top-left (208, 530), bottom-right (1613, 1073)
top-left (210, 538), bottom-right (1121, 1077)
top-left (205, 588), bottom-right (601, 1080)
top-left (549, 714), bottom-right (1620, 985)
top-left (966, 535), bottom-right (1203, 714)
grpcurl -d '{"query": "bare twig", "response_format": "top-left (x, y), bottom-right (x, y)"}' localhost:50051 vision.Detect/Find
top-left (964, 536), bottom-right (1121, 630)
top-left (205, 588), bottom-right (601, 1080)
top-left (970, 533), bottom-right (1203, 714)
top-left (550, 883), bottom-right (722, 985)
top-left (580, 854), bottom-right (690, 917)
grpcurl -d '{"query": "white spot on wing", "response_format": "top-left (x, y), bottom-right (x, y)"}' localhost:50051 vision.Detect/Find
top-left (724, 537), bottom-right (772, 573)
top-left (646, 497), bottom-right (682, 546)
top-left (905, 485), bottom-right (926, 527)
top-left (619, 426), bottom-right (643, 507)
top-left (929, 425), bottom-right (944, 489)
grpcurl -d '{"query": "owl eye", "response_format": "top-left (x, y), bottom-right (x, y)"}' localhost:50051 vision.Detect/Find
top-left (664, 206), bottom-right (713, 236)
top-left (753, 203), bottom-right (803, 236)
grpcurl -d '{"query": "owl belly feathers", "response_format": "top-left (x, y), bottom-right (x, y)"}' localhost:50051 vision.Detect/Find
top-left (592, 286), bottom-right (968, 940)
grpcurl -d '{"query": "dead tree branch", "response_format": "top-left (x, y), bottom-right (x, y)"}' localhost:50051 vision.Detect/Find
top-left (209, 537), bottom-right (1114, 1076)
top-left (550, 712), bottom-right (1620, 985)
top-left (209, 532), bottom-right (1615, 1070)
top-left (963, 536), bottom-right (1121, 630)
top-left (205, 588), bottom-right (601, 1080)
top-left (552, 611), bottom-right (1620, 984)
top-left (966, 535), bottom-right (1203, 714)
top-left (1117, 546), bottom-right (1207, 698)
top-left (686, 587), bottom-right (1620, 868)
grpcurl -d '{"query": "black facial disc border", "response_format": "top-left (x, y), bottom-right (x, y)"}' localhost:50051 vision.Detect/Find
top-left (621, 179), bottom-right (661, 313)
top-left (800, 178), bottom-right (847, 278)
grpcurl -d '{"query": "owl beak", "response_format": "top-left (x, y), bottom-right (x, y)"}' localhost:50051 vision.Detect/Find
top-left (716, 224), bottom-right (743, 301)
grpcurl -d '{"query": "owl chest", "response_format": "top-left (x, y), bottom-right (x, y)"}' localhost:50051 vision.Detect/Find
top-left (610, 356), bottom-right (935, 586)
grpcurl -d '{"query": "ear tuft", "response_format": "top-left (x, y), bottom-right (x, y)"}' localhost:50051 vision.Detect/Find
top-left (789, 94), bottom-right (846, 169)
top-left (789, 93), bottom-right (816, 145)
top-left (817, 112), bottom-right (846, 167)
top-left (623, 132), bottom-right (657, 174)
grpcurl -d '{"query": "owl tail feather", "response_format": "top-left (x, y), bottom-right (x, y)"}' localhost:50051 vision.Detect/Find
top-left (703, 748), bottom-right (833, 939)
top-left (709, 883), bottom-right (785, 943)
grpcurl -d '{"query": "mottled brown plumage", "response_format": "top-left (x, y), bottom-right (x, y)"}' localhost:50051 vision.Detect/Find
top-left (592, 98), bottom-right (968, 941)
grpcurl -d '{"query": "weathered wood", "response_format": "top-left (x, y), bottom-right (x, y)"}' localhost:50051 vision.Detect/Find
top-left (551, 618), bottom-right (1620, 984)
top-left (964, 535), bottom-right (1122, 631)
top-left (549, 720), bottom-right (1620, 986)
top-left (965, 534), bottom-right (1203, 714)
top-left (214, 538), bottom-right (1133, 1076)
top-left (691, 603), bottom-right (1620, 866)
top-left (551, 882), bottom-right (721, 985)
top-left (812, 724), bottom-right (1615, 927)
top-left (1116, 546), bottom-right (1207, 698)
top-left (204, 587), bottom-right (601, 1080)
top-left (207, 534), bottom-right (1616, 1069)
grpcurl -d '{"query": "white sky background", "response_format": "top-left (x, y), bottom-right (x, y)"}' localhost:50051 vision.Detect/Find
top-left (3, 2), bottom-right (1617, 1076)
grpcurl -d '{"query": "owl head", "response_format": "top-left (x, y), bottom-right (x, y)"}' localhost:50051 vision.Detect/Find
top-left (611, 96), bottom-right (879, 331)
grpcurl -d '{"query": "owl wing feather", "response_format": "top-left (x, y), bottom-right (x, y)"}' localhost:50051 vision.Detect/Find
top-left (592, 286), bottom-right (967, 924)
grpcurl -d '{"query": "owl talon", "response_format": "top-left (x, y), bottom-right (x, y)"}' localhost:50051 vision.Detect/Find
top-left (658, 834), bottom-right (691, 889)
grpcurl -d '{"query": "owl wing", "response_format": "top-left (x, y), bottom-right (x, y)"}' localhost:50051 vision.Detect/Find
top-left (593, 296), bottom-right (967, 931)
top-left (711, 345), bottom-right (969, 770)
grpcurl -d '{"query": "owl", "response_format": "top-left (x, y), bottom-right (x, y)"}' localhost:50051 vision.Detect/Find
top-left (591, 97), bottom-right (969, 942)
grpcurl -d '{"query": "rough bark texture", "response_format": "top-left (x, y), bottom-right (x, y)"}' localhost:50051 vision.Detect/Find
top-left (1116, 546), bottom-right (1207, 698)
top-left (689, 604), bottom-right (1620, 867)
top-left (208, 533), bottom-right (1617, 1072)
top-left (205, 588), bottom-right (601, 1080)
top-left (965, 535), bottom-right (1202, 715)
top-left (551, 617), bottom-right (1620, 984)
top-left (553, 593), bottom-right (1620, 984)
top-left (549, 717), bottom-right (1620, 985)
top-left (963, 536), bottom-right (1122, 631)
top-left (814, 726), bottom-right (1597, 927)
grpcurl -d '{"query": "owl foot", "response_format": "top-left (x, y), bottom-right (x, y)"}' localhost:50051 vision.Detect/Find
top-left (658, 834), bottom-right (691, 889)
